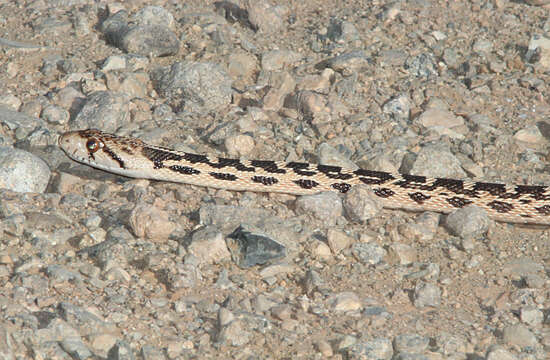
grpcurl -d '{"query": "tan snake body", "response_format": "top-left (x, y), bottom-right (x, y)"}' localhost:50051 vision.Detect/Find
top-left (58, 129), bottom-right (550, 225)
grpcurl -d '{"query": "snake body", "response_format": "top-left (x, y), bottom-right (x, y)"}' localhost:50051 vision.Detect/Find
top-left (59, 129), bottom-right (550, 224)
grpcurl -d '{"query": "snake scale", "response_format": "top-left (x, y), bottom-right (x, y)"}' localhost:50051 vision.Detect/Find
top-left (59, 129), bottom-right (550, 225)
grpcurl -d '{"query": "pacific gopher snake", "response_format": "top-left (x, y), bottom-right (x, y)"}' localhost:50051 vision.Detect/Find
top-left (59, 129), bottom-right (550, 225)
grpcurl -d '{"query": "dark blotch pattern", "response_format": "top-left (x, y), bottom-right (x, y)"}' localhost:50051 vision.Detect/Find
top-left (251, 175), bottom-right (278, 186)
top-left (487, 200), bottom-right (514, 213)
top-left (446, 197), bottom-right (472, 208)
top-left (294, 179), bottom-right (319, 189)
top-left (409, 192), bottom-right (431, 204)
top-left (184, 153), bottom-right (209, 164)
top-left (374, 188), bottom-right (395, 198)
top-left (286, 162), bottom-right (317, 176)
top-left (403, 174), bottom-right (427, 183)
top-left (317, 165), bottom-right (353, 180)
top-left (331, 183), bottom-right (351, 193)
top-left (250, 160), bottom-right (286, 174)
top-left (535, 205), bottom-right (550, 215)
top-left (210, 172), bottom-right (238, 181)
top-left (102, 146), bottom-right (125, 169)
top-left (515, 185), bottom-right (550, 201)
top-left (169, 165), bottom-right (200, 175)
top-left (214, 158), bottom-right (255, 172)
top-left (143, 147), bottom-right (183, 165)
top-left (354, 169), bottom-right (396, 184)
top-left (473, 182), bottom-right (506, 196)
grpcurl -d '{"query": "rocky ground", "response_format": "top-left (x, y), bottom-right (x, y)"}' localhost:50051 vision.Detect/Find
top-left (1, 0), bottom-right (550, 359)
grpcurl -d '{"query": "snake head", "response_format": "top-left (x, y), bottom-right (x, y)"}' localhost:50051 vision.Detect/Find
top-left (58, 129), bottom-right (128, 171)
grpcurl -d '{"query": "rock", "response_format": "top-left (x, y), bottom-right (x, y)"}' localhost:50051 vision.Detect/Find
top-left (444, 205), bottom-right (491, 238)
top-left (520, 306), bottom-right (544, 326)
top-left (383, 94), bottom-right (412, 120)
top-left (393, 333), bottom-right (430, 354)
top-left (351, 242), bottom-right (386, 265)
top-left (326, 228), bottom-right (353, 254)
top-left (262, 71), bottom-right (295, 111)
top-left (348, 338), bottom-right (393, 359)
top-left (407, 144), bottom-right (467, 179)
top-left (416, 108), bottom-right (464, 129)
top-left (70, 91), bottom-right (130, 132)
top-left (502, 324), bottom-right (537, 348)
top-left (244, 0), bottom-right (287, 33)
top-left (226, 225), bottom-right (286, 268)
top-left (343, 185), bottom-right (383, 223)
top-left (486, 346), bottom-right (517, 360)
top-left (295, 191), bottom-right (343, 226)
top-left (217, 319), bottom-right (251, 346)
top-left (0, 147), bottom-right (50, 193)
top-left (128, 203), bottom-right (176, 241)
top-left (261, 49), bottom-right (302, 71)
top-left (328, 292), bottom-right (362, 312)
top-left (322, 50), bottom-right (370, 75)
top-left (151, 62), bottom-right (232, 112)
top-left (224, 134), bottom-right (255, 157)
top-left (120, 25), bottom-right (180, 57)
top-left (188, 226), bottom-right (231, 264)
top-left (413, 281), bottom-right (441, 307)
top-left (132, 6), bottom-right (176, 30)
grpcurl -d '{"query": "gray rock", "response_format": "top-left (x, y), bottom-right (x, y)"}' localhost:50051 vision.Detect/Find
top-left (328, 292), bottom-right (362, 312)
top-left (348, 338), bottom-right (393, 359)
top-left (58, 302), bottom-right (113, 335)
top-left (217, 319), bottom-right (252, 346)
top-left (351, 242), bottom-right (386, 265)
top-left (0, 105), bottom-right (45, 139)
top-left (295, 191), bottom-right (343, 226)
top-left (140, 345), bottom-right (164, 360)
top-left (393, 333), bottom-right (430, 354)
top-left (327, 19), bottom-right (360, 44)
top-left (188, 225), bottom-right (231, 265)
top-left (520, 306), bottom-right (544, 326)
top-left (0, 147), bottom-right (50, 193)
top-left (323, 50), bottom-right (370, 75)
top-left (244, 0), bottom-right (287, 34)
top-left (343, 185), bottom-right (383, 223)
top-left (120, 25), bottom-right (179, 57)
top-left (318, 143), bottom-right (358, 170)
top-left (302, 270), bottom-right (327, 295)
top-left (502, 324), bottom-right (537, 348)
top-left (45, 265), bottom-right (82, 283)
top-left (416, 108), bottom-right (464, 129)
top-left (260, 49), bottom-right (302, 71)
top-left (151, 62), bottom-right (232, 112)
top-left (393, 353), bottom-right (430, 360)
top-left (444, 205), bottom-right (491, 238)
top-left (60, 336), bottom-right (93, 360)
top-left (107, 340), bottom-right (136, 360)
top-left (405, 53), bottom-right (438, 78)
top-left (433, 332), bottom-right (468, 356)
top-left (407, 144), bottom-right (466, 179)
top-left (485, 346), bottom-right (517, 360)
top-left (502, 257), bottom-right (544, 279)
top-left (413, 281), bottom-right (441, 307)
top-left (383, 94), bottom-right (412, 120)
top-left (70, 91), bottom-right (130, 132)
top-left (226, 225), bottom-right (286, 268)
top-left (41, 104), bottom-right (69, 125)
top-left (132, 6), bottom-right (175, 30)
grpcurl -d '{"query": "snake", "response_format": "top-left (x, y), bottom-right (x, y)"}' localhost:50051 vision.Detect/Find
top-left (58, 129), bottom-right (550, 225)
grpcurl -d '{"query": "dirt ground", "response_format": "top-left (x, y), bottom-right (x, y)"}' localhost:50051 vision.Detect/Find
top-left (1, 0), bottom-right (550, 359)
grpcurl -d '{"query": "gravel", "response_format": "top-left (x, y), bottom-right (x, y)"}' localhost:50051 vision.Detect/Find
top-left (1, 0), bottom-right (550, 359)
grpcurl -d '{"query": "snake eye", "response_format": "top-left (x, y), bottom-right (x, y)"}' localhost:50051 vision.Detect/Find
top-left (86, 138), bottom-right (101, 153)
